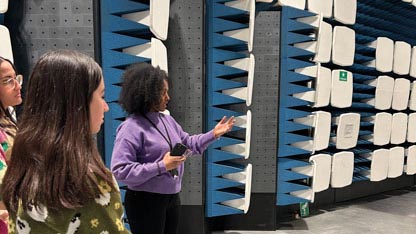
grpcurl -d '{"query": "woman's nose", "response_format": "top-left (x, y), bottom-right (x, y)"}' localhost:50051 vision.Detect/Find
top-left (14, 81), bottom-right (22, 90)
top-left (104, 102), bottom-right (109, 112)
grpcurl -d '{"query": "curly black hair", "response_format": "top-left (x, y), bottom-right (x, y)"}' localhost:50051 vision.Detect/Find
top-left (119, 62), bottom-right (167, 115)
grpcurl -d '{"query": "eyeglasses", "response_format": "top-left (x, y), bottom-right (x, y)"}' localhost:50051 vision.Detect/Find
top-left (0, 74), bottom-right (23, 89)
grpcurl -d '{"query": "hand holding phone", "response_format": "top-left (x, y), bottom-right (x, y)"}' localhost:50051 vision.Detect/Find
top-left (170, 143), bottom-right (187, 156)
top-left (168, 143), bottom-right (188, 177)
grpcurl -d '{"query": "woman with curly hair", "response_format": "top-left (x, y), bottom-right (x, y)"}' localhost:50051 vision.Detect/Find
top-left (111, 62), bottom-right (234, 234)
top-left (2, 50), bottom-right (130, 234)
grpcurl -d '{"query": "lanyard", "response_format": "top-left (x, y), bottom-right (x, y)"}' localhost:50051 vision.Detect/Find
top-left (144, 113), bottom-right (173, 150)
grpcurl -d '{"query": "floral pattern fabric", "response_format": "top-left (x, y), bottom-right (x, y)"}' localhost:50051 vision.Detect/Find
top-left (0, 129), bottom-right (8, 199)
top-left (8, 177), bottom-right (130, 234)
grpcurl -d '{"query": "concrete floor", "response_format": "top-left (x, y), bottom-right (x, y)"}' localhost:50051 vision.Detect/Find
top-left (213, 186), bottom-right (416, 234)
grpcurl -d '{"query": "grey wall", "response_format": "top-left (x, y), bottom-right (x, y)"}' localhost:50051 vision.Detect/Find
top-left (249, 11), bottom-right (280, 193)
top-left (7, 0), bottom-right (94, 76)
top-left (165, 0), bottom-right (205, 205)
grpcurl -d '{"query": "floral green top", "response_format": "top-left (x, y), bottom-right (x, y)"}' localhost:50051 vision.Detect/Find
top-left (0, 129), bottom-right (8, 201)
top-left (8, 177), bottom-right (131, 234)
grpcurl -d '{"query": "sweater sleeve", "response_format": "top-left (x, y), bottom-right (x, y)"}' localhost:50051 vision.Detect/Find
top-left (170, 117), bottom-right (217, 155)
top-left (110, 123), bottom-right (167, 187)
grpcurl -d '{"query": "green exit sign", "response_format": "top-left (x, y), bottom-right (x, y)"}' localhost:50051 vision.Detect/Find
top-left (339, 71), bottom-right (348, 81)
top-left (300, 202), bottom-right (309, 217)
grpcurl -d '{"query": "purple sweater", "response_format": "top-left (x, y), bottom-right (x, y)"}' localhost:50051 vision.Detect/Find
top-left (111, 112), bottom-right (216, 194)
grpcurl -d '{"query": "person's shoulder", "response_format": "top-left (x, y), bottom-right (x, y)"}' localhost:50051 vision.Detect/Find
top-left (116, 115), bottom-right (144, 134)
top-left (160, 112), bottom-right (177, 123)
top-left (120, 115), bottom-right (142, 126)
top-left (162, 113), bottom-right (185, 131)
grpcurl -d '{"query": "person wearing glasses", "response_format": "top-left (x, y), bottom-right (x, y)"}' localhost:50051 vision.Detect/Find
top-left (1, 50), bottom-right (130, 233)
top-left (0, 56), bottom-right (22, 161)
top-left (0, 56), bottom-right (23, 228)
top-left (111, 63), bottom-right (235, 234)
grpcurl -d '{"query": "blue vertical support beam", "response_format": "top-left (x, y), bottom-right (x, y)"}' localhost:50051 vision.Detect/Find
top-left (205, 0), bottom-right (254, 217)
top-left (100, 0), bottom-right (155, 167)
top-left (277, 6), bottom-right (317, 206)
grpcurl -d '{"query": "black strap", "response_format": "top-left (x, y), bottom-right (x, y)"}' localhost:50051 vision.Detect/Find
top-left (143, 113), bottom-right (172, 150)
top-left (144, 113), bottom-right (178, 176)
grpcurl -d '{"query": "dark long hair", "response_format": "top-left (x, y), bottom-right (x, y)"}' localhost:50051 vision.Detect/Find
top-left (1, 50), bottom-right (114, 213)
top-left (119, 62), bottom-right (168, 115)
top-left (0, 57), bottom-right (18, 137)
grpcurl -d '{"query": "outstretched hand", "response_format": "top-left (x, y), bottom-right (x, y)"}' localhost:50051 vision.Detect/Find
top-left (213, 116), bottom-right (235, 138)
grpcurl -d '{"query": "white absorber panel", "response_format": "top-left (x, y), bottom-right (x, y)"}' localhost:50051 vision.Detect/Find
top-left (390, 113), bottom-right (408, 145)
top-left (392, 78), bottom-right (410, 111)
top-left (292, 111), bottom-right (331, 153)
top-left (293, 63), bottom-right (331, 108)
top-left (295, 15), bottom-right (332, 63)
top-left (224, 0), bottom-right (255, 52)
top-left (365, 37), bottom-right (394, 73)
top-left (122, 0), bottom-right (170, 41)
top-left (331, 70), bottom-right (353, 108)
top-left (0, 0), bottom-right (8, 13)
top-left (123, 37), bottom-right (168, 73)
top-left (332, 26), bottom-right (355, 66)
top-left (331, 151), bottom-right (354, 188)
top-left (333, 113), bottom-right (360, 149)
top-left (307, 0), bottom-right (333, 18)
top-left (0, 25), bottom-right (13, 62)
top-left (364, 75), bottom-right (394, 110)
top-left (221, 164), bottom-right (252, 213)
top-left (361, 112), bottom-right (392, 146)
top-left (388, 147), bottom-right (405, 178)
top-left (369, 149), bottom-right (389, 182)
top-left (405, 146), bottom-right (416, 175)
top-left (333, 0), bottom-right (357, 25)
top-left (393, 41), bottom-right (411, 75)
top-left (360, 149), bottom-right (389, 182)
top-left (277, 0), bottom-right (305, 9)
top-left (310, 154), bottom-right (332, 192)
top-left (292, 154), bottom-right (332, 196)
top-left (373, 113), bottom-right (392, 145)
top-left (407, 113), bottom-right (416, 143)
top-left (222, 110), bottom-right (251, 159)
top-left (223, 54), bottom-right (255, 106)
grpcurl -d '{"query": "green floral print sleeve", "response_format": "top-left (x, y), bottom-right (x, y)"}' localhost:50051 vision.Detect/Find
top-left (8, 177), bottom-right (131, 234)
top-left (0, 130), bottom-right (8, 201)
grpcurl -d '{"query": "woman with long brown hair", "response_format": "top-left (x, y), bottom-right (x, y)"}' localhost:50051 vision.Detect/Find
top-left (2, 50), bottom-right (130, 234)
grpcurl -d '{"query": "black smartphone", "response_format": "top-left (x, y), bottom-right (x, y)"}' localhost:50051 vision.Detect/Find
top-left (171, 143), bottom-right (187, 156)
